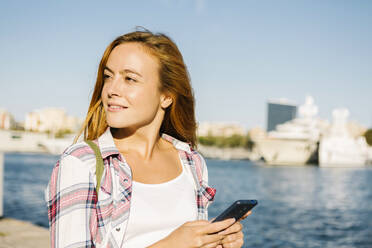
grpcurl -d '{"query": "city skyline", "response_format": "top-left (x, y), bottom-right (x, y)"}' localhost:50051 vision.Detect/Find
top-left (1, 0), bottom-right (371, 129)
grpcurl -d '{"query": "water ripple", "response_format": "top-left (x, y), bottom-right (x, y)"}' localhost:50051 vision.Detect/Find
top-left (3, 154), bottom-right (372, 247)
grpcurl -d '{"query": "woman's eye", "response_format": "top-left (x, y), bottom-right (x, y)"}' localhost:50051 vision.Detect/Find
top-left (125, 76), bottom-right (137, 82)
top-left (103, 74), bottom-right (111, 80)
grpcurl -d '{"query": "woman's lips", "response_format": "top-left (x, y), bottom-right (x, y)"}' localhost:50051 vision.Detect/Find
top-left (108, 105), bottom-right (128, 112)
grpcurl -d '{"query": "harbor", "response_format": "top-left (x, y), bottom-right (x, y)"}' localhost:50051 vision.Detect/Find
top-left (1, 152), bottom-right (372, 248)
top-left (0, 129), bottom-right (74, 155)
top-left (0, 106), bottom-right (370, 248)
top-left (254, 96), bottom-right (372, 167)
top-left (0, 98), bottom-right (370, 248)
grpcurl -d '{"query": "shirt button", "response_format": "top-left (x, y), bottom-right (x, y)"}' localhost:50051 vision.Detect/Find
top-left (116, 227), bottom-right (121, 232)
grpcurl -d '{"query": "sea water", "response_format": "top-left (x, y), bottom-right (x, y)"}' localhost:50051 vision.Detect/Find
top-left (3, 153), bottom-right (372, 248)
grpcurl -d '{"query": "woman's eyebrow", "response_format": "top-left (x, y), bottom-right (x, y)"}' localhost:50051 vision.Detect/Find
top-left (120, 69), bottom-right (142, 77)
top-left (104, 66), bottom-right (114, 73)
top-left (104, 66), bottom-right (142, 77)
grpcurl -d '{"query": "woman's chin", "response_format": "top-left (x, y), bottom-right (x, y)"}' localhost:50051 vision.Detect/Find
top-left (106, 120), bottom-right (129, 129)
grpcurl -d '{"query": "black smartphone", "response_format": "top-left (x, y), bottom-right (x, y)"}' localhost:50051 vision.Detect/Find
top-left (212, 200), bottom-right (257, 223)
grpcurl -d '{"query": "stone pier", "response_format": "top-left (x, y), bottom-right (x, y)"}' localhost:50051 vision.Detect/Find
top-left (0, 218), bottom-right (49, 248)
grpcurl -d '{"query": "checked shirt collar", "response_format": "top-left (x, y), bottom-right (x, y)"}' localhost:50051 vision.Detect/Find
top-left (97, 127), bottom-right (193, 159)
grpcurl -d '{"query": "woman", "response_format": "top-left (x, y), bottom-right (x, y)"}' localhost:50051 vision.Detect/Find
top-left (45, 29), bottom-right (250, 248)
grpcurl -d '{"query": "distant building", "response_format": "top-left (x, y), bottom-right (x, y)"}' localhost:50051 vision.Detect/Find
top-left (267, 99), bottom-right (297, 132)
top-left (197, 122), bottom-right (246, 137)
top-left (25, 108), bottom-right (81, 133)
top-left (248, 127), bottom-right (266, 141)
top-left (0, 108), bottom-right (15, 130)
top-left (347, 120), bottom-right (367, 138)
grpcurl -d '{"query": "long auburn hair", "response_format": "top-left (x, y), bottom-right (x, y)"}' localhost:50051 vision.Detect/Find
top-left (74, 29), bottom-right (197, 147)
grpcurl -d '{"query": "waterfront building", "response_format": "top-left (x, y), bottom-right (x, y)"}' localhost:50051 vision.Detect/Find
top-left (197, 122), bottom-right (246, 137)
top-left (0, 108), bottom-right (15, 130)
top-left (248, 127), bottom-right (266, 142)
top-left (346, 120), bottom-right (367, 138)
top-left (24, 108), bottom-right (81, 134)
top-left (319, 108), bottom-right (368, 167)
top-left (267, 99), bottom-right (297, 132)
top-left (256, 96), bottom-right (322, 165)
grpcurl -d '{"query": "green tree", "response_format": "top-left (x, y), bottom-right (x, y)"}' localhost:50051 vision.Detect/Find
top-left (243, 134), bottom-right (254, 150)
top-left (365, 129), bottom-right (372, 146)
top-left (197, 133), bottom-right (254, 149)
top-left (198, 135), bottom-right (217, 146)
top-left (224, 134), bottom-right (244, 148)
top-left (55, 129), bottom-right (73, 138)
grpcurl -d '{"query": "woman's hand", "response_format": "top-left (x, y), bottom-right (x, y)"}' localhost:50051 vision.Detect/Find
top-left (148, 218), bottom-right (235, 248)
top-left (215, 211), bottom-right (252, 248)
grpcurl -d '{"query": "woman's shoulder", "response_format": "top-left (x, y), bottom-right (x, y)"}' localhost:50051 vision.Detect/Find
top-left (62, 140), bottom-right (95, 158)
top-left (187, 149), bottom-right (210, 179)
top-left (56, 141), bottom-right (97, 172)
top-left (189, 148), bottom-right (207, 165)
top-left (45, 141), bottom-right (97, 205)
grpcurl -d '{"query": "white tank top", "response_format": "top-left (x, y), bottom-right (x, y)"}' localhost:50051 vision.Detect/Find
top-left (122, 162), bottom-right (197, 248)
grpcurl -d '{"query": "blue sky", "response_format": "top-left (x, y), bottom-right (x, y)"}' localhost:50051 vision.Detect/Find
top-left (1, 0), bottom-right (371, 129)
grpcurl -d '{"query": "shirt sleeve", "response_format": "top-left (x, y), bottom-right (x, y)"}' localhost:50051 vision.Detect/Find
top-left (199, 153), bottom-right (209, 185)
top-left (196, 153), bottom-right (216, 220)
top-left (45, 154), bottom-right (97, 248)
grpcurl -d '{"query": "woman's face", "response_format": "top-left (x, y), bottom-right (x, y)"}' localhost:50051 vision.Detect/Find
top-left (101, 42), bottom-right (170, 130)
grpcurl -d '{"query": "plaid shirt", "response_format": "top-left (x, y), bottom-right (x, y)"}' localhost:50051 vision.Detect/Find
top-left (45, 127), bottom-right (216, 248)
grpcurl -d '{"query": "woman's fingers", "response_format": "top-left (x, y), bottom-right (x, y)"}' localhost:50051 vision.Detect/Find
top-left (238, 210), bottom-right (252, 221)
top-left (240, 210), bottom-right (252, 220)
top-left (200, 218), bottom-right (235, 234)
top-left (218, 222), bottom-right (242, 235)
top-left (199, 233), bottom-right (225, 245)
top-left (201, 239), bottom-right (223, 248)
top-left (186, 220), bottom-right (210, 227)
top-left (222, 239), bottom-right (244, 248)
top-left (222, 231), bottom-right (243, 243)
top-left (221, 231), bottom-right (244, 248)
top-left (184, 218), bottom-right (244, 247)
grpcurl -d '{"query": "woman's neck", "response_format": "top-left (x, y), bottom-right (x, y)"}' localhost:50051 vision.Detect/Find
top-left (112, 127), bottom-right (168, 162)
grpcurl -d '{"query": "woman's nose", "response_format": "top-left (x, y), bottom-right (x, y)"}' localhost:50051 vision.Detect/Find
top-left (107, 76), bottom-right (122, 97)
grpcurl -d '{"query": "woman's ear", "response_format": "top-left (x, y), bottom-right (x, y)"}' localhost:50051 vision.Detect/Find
top-left (161, 95), bottom-right (173, 109)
